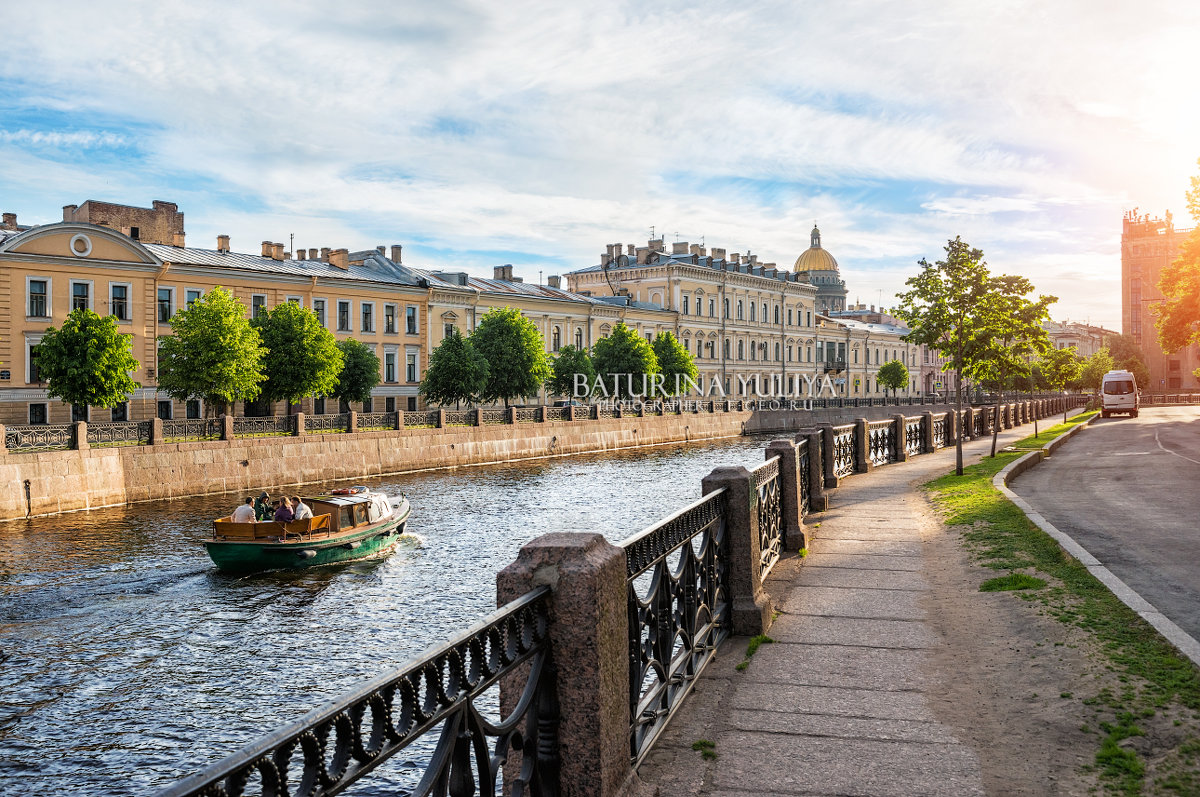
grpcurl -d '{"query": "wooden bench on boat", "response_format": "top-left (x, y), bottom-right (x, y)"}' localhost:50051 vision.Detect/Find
top-left (212, 513), bottom-right (332, 541)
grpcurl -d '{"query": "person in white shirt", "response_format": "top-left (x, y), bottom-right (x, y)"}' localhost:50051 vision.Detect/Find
top-left (230, 497), bottom-right (256, 523)
top-left (291, 496), bottom-right (313, 521)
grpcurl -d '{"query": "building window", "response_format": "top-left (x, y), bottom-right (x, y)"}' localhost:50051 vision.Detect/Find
top-left (443, 322), bottom-right (454, 339)
top-left (385, 351), bottom-right (397, 383)
top-left (385, 396), bottom-right (396, 412)
top-left (186, 399), bottom-right (201, 419)
top-left (313, 396), bottom-right (326, 415)
top-left (724, 339), bottom-right (731, 359)
top-left (406, 352), bottom-right (418, 382)
top-left (682, 296), bottom-right (690, 315)
top-left (71, 281), bottom-right (91, 311)
top-left (28, 343), bottom-right (41, 383)
top-left (405, 306), bottom-right (418, 334)
top-left (29, 403), bottom-right (48, 425)
top-left (157, 288), bottom-right (174, 322)
top-left (709, 298), bottom-right (715, 317)
top-left (129, 226), bottom-right (140, 240)
top-left (71, 403), bottom-right (88, 422)
top-left (407, 396), bottom-right (417, 411)
top-left (111, 402), bottom-right (128, 422)
top-left (775, 342), bottom-right (781, 361)
top-left (110, 284), bottom-right (129, 321)
top-left (157, 400), bottom-right (173, 420)
top-left (337, 301), bottom-right (351, 331)
top-left (724, 298), bottom-right (730, 319)
top-left (361, 302), bottom-right (374, 333)
top-left (384, 304), bottom-right (397, 334)
top-left (775, 306), bottom-right (781, 325)
top-left (552, 326), bottom-right (562, 351)
top-left (575, 328), bottom-right (584, 348)
top-left (806, 311), bottom-right (812, 327)
top-left (362, 397), bottom-right (373, 413)
top-left (28, 279), bottom-right (49, 318)
top-left (313, 299), bottom-right (326, 328)
top-left (645, 332), bottom-right (653, 343)
top-left (252, 294), bottom-right (267, 319)
top-left (749, 302), bottom-right (755, 322)
top-left (186, 289), bottom-right (203, 309)
top-left (738, 340), bottom-right (745, 360)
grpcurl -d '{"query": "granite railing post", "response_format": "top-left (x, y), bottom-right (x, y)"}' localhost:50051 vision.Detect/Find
top-left (0, 423), bottom-right (6, 455)
top-left (962, 407), bottom-right (975, 440)
top-left (73, 421), bottom-right (89, 451)
top-left (437, 409), bottom-right (446, 428)
top-left (797, 427), bottom-right (829, 511)
top-left (921, 411), bottom-right (936, 452)
top-left (567, 405), bottom-right (577, 422)
top-left (816, 422), bottom-right (838, 488)
top-left (507, 406), bottom-right (518, 424)
top-left (397, 411), bottom-right (406, 429)
top-left (766, 439), bottom-right (806, 550)
top-left (1002, 404), bottom-right (1012, 429)
top-left (219, 414), bottom-right (232, 441)
top-left (348, 410), bottom-right (358, 434)
top-left (701, 466), bottom-right (771, 635)
top-left (853, 417), bottom-right (871, 473)
top-left (946, 409), bottom-right (958, 444)
top-left (294, 412), bottom-right (306, 436)
top-left (891, 413), bottom-right (908, 463)
top-left (475, 408), bottom-right (485, 426)
top-left (496, 533), bottom-right (638, 797)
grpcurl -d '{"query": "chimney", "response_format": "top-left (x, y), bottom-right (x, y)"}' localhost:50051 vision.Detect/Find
top-left (636, 247), bottom-right (650, 265)
top-left (309, 247), bottom-right (319, 261)
top-left (730, 253), bottom-right (741, 264)
top-left (391, 244), bottom-right (402, 263)
top-left (272, 242), bottom-right (285, 260)
top-left (2, 212), bottom-right (16, 229)
top-left (217, 234), bottom-right (230, 253)
top-left (748, 254), bottom-right (758, 265)
top-left (627, 244), bottom-right (635, 255)
top-left (493, 264), bottom-right (514, 281)
top-left (329, 248), bottom-right (349, 269)
top-left (711, 247), bottom-right (726, 259)
top-left (547, 275), bottom-right (561, 289)
top-left (320, 247), bottom-right (331, 263)
top-left (376, 245), bottom-right (385, 254)
top-left (297, 249), bottom-right (307, 261)
top-left (172, 231), bottom-right (186, 247)
top-left (648, 238), bottom-right (664, 251)
top-left (689, 243), bottom-right (705, 256)
top-left (261, 240), bottom-right (273, 257)
top-left (62, 204), bottom-right (78, 221)
top-left (672, 241), bottom-right (689, 255)
top-left (601, 252), bottom-right (612, 266)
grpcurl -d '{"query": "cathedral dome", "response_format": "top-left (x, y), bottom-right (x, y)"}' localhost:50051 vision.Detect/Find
top-left (793, 224), bottom-right (839, 272)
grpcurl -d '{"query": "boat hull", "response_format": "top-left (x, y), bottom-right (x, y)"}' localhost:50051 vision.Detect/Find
top-left (205, 505), bottom-right (409, 572)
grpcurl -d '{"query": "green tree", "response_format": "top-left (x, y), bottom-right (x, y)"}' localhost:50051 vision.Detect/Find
top-left (651, 332), bottom-right (698, 397)
top-left (34, 308), bottom-right (140, 412)
top-left (592, 322), bottom-right (659, 400)
top-left (1078, 347), bottom-right (1115, 394)
top-left (158, 286), bottom-right (266, 415)
top-left (1105, 333), bottom-right (1151, 390)
top-left (420, 329), bottom-right (489, 408)
top-left (251, 301), bottom-right (343, 411)
top-left (876, 359), bottom-right (910, 399)
top-left (1041, 346), bottom-right (1081, 424)
top-left (333, 338), bottom-right (381, 406)
top-left (1154, 158), bottom-right (1200, 378)
top-left (895, 237), bottom-right (996, 475)
top-left (470, 307), bottom-right (552, 407)
top-left (546, 344), bottom-right (596, 400)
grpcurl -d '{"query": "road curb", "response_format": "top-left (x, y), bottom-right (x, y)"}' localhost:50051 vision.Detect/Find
top-left (993, 415), bottom-right (1200, 669)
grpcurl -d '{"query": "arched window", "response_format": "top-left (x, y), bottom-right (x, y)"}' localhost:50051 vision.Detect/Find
top-left (775, 305), bottom-right (781, 325)
top-left (737, 340), bottom-right (745, 360)
top-left (737, 300), bottom-right (744, 320)
top-left (762, 303), bottom-right (768, 323)
top-left (723, 338), bottom-right (731, 358)
top-left (749, 302), bottom-right (756, 322)
top-left (750, 340), bottom-right (756, 360)
top-left (709, 298), bottom-right (716, 317)
top-left (682, 295), bottom-right (690, 315)
top-left (552, 326), bottom-right (561, 352)
top-left (724, 298), bottom-right (730, 319)
top-left (775, 342), bottom-right (781, 361)
top-left (575, 328), bottom-right (584, 348)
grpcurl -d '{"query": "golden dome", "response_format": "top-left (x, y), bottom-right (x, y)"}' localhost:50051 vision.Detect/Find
top-left (793, 224), bottom-right (839, 272)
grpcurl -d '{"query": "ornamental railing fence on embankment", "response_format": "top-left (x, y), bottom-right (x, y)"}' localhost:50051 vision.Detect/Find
top-left (156, 394), bottom-right (1084, 797)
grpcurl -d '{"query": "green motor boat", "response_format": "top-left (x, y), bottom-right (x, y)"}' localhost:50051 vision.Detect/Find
top-left (206, 488), bottom-right (411, 572)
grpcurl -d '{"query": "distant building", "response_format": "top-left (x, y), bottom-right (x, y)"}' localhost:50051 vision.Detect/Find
top-left (1121, 210), bottom-right (1200, 390)
top-left (1042, 320), bottom-right (1115, 358)
top-left (793, 225), bottom-right (848, 314)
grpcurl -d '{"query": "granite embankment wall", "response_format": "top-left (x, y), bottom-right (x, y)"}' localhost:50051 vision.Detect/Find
top-left (0, 411), bottom-right (751, 521)
top-left (745, 403), bottom-right (954, 434)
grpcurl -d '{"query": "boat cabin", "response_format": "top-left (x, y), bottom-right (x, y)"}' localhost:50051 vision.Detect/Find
top-left (307, 491), bottom-right (393, 533)
top-left (212, 490), bottom-right (392, 541)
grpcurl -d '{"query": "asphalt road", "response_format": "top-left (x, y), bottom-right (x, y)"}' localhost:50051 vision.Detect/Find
top-left (1010, 406), bottom-right (1200, 642)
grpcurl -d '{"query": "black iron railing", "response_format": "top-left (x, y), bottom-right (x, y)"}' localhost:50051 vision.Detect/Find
top-left (443, 410), bottom-right (475, 426)
top-left (5, 423), bottom-right (73, 451)
top-left (307, 413), bottom-right (350, 434)
top-left (622, 489), bottom-right (730, 768)
top-left (514, 407), bottom-right (541, 423)
top-left (358, 412), bottom-right (397, 431)
top-left (904, 417), bottom-right (922, 457)
top-left (753, 457), bottom-right (782, 579)
top-left (157, 587), bottom-right (558, 797)
top-left (233, 415), bottom-right (295, 438)
top-left (404, 410), bottom-right (441, 428)
top-left (797, 438), bottom-right (811, 516)
top-left (87, 421), bottom-right (153, 448)
top-left (480, 409), bottom-right (508, 425)
top-left (163, 418), bottom-right (222, 443)
top-left (932, 415), bottom-right (947, 449)
top-left (867, 420), bottom-right (894, 467)
top-left (832, 424), bottom-right (855, 478)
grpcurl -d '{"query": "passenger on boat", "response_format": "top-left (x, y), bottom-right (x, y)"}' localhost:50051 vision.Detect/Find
top-left (230, 497), bottom-right (256, 523)
top-left (273, 496), bottom-right (295, 523)
top-left (254, 491), bottom-right (273, 521)
top-left (292, 496), bottom-right (313, 521)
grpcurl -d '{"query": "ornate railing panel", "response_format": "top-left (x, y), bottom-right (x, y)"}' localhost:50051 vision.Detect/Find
top-left (973, 411), bottom-right (985, 437)
top-left (797, 439), bottom-right (811, 516)
top-left (358, 412), bottom-right (397, 431)
top-left (443, 410), bottom-right (475, 426)
top-left (162, 418), bottom-right (223, 443)
top-left (753, 457), bottom-right (782, 579)
top-left (595, 406), bottom-right (615, 419)
top-left (233, 415), bottom-right (295, 438)
top-left (544, 407), bottom-right (568, 422)
top-left (932, 415), bottom-right (947, 449)
top-left (480, 409), bottom-right (508, 425)
top-left (158, 587), bottom-right (556, 797)
top-left (404, 410), bottom-right (441, 428)
top-left (867, 420), bottom-right (893, 467)
top-left (87, 421), bottom-right (152, 448)
top-left (514, 407), bottom-right (541, 423)
top-left (622, 489), bottom-right (729, 768)
top-left (904, 417), bottom-right (922, 457)
top-left (4, 424), bottom-right (73, 451)
top-left (832, 424), bottom-right (855, 478)
top-left (306, 413), bottom-right (350, 433)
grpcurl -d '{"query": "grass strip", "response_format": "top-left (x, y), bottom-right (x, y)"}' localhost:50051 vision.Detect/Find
top-left (925, 412), bottom-right (1200, 795)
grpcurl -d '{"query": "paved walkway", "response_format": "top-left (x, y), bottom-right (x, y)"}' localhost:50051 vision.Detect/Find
top-left (638, 420), bottom-right (1059, 797)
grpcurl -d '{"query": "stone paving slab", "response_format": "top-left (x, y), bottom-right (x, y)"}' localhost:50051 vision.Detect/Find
top-left (780, 585), bottom-right (925, 620)
top-left (808, 524), bottom-right (927, 542)
top-left (726, 709), bottom-right (961, 744)
top-left (741, 641), bottom-right (928, 691)
top-left (803, 551), bottom-right (924, 571)
top-left (788, 564), bottom-right (928, 590)
top-left (708, 733), bottom-right (984, 797)
top-left (807, 538), bottom-right (922, 558)
top-left (771, 615), bottom-right (937, 649)
top-left (728, 682), bottom-right (936, 721)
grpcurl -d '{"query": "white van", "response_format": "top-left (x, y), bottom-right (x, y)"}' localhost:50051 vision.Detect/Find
top-left (1100, 370), bottom-right (1139, 418)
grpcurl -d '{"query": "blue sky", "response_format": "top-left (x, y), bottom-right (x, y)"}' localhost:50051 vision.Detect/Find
top-left (3, 0), bottom-right (1199, 331)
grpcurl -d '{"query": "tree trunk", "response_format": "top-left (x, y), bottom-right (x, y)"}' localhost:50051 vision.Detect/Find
top-left (954, 365), bottom-right (964, 476)
top-left (991, 392), bottom-right (1002, 457)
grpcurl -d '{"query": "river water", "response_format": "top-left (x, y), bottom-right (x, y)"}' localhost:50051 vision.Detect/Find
top-left (0, 436), bottom-right (771, 795)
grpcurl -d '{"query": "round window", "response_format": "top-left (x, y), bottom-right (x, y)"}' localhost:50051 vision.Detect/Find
top-left (69, 234), bottom-right (92, 257)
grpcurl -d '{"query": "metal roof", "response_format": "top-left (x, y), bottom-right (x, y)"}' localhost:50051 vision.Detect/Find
top-left (142, 244), bottom-right (426, 287)
top-left (415, 268), bottom-right (622, 307)
top-left (568, 250), bottom-right (814, 288)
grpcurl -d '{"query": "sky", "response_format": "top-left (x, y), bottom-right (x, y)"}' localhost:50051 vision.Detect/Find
top-left (3, 0), bottom-right (1199, 331)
